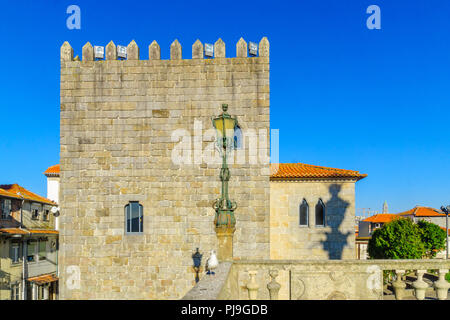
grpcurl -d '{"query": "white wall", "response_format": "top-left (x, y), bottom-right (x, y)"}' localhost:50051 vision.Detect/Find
top-left (46, 176), bottom-right (59, 230)
top-left (46, 177), bottom-right (59, 204)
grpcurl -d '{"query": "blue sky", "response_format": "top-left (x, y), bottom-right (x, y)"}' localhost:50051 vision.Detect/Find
top-left (0, 0), bottom-right (449, 214)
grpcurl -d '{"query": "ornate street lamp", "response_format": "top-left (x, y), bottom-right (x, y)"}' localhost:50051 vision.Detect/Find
top-left (211, 104), bottom-right (239, 261)
top-left (440, 205), bottom-right (450, 260)
top-left (212, 103), bottom-right (238, 228)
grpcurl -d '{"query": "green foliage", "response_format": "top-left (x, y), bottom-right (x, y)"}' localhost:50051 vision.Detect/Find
top-left (417, 220), bottom-right (447, 258)
top-left (368, 218), bottom-right (425, 259)
top-left (446, 272), bottom-right (450, 283)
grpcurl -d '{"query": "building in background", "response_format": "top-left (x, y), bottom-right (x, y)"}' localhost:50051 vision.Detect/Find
top-left (355, 213), bottom-right (397, 260)
top-left (43, 165), bottom-right (60, 230)
top-left (357, 213), bottom-right (399, 238)
top-left (270, 163), bottom-right (367, 260)
top-left (0, 184), bottom-right (58, 300)
top-left (356, 205), bottom-right (449, 259)
top-left (397, 206), bottom-right (448, 228)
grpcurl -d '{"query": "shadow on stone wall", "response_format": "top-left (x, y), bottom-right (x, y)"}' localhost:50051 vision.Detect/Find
top-left (322, 184), bottom-right (351, 260)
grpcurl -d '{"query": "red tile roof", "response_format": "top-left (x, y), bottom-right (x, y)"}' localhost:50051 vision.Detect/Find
top-left (270, 163), bottom-right (367, 181)
top-left (28, 273), bottom-right (58, 285)
top-left (43, 164), bottom-right (60, 176)
top-left (397, 206), bottom-right (446, 217)
top-left (0, 228), bottom-right (59, 235)
top-left (0, 188), bottom-right (21, 199)
top-left (0, 184), bottom-right (56, 206)
top-left (0, 228), bottom-right (30, 235)
top-left (363, 214), bottom-right (399, 223)
top-left (28, 229), bottom-right (59, 235)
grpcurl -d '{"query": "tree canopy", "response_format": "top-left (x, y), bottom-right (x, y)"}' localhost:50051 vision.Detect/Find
top-left (368, 217), bottom-right (425, 259)
top-left (368, 218), bottom-right (447, 259)
top-left (417, 220), bottom-right (447, 258)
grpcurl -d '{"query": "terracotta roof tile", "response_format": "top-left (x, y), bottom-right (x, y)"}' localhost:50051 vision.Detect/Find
top-left (363, 214), bottom-right (399, 223)
top-left (0, 228), bottom-right (58, 235)
top-left (0, 228), bottom-right (30, 235)
top-left (28, 229), bottom-right (59, 235)
top-left (28, 273), bottom-right (58, 285)
top-left (0, 188), bottom-right (20, 199)
top-left (397, 206), bottom-right (446, 217)
top-left (43, 164), bottom-right (60, 176)
top-left (270, 163), bottom-right (367, 181)
top-left (0, 184), bottom-right (56, 206)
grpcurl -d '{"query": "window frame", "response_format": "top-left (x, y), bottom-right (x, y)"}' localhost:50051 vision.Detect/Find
top-left (1, 199), bottom-right (12, 220)
top-left (10, 282), bottom-right (20, 300)
top-left (10, 242), bottom-right (20, 264)
top-left (299, 199), bottom-right (309, 227)
top-left (43, 209), bottom-right (50, 221)
top-left (315, 198), bottom-right (326, 227)
top-left (125, 201), bottom-right (143, 235)
top-left (38, 240), bottom-right (47, 261)
top-left (27, 241), bottom-right (37, 263)
top-left (30, 203), bottom-right (42, 220)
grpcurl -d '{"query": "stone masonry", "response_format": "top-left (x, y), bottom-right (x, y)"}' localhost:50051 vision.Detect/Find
top-left (59, 38), bottom-right (270, 299)
top-left (270, 181), bottom-right (357, 260)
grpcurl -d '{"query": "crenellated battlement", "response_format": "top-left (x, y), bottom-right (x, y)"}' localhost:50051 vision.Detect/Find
top-left (61, 37), bottom-right (269, 62)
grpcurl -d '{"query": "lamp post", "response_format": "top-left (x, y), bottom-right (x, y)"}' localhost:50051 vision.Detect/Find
top-left (212, 104), bottom-right (238, 261)
top-left (441, 205), bottom-right (450, 260)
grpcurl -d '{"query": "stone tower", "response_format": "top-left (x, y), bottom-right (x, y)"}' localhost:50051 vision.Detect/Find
top-left (59, 38), bottom-right (270, 299)
top-left (382, 201), bottom-right (388, 214)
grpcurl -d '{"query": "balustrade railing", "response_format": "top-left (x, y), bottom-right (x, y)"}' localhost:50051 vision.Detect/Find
top-left (183, 259), bottom-right (450, 300)
top-left (220, 260), bottom-right (450, 300)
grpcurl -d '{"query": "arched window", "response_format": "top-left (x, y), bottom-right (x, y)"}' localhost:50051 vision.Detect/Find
top-left (315, 199), bottom-right (325, 227)
top-left (299, 199), bottom-right (309, 226)
top-left (125, 201), bottom-right (143, 234)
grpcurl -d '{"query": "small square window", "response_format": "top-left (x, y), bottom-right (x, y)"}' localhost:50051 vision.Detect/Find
top-left (32, 209), bottom-right (39, 220)
top-left (43, 210), bottom-right (49, 221)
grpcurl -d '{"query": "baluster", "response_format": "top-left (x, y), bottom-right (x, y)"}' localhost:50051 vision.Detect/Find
top-left (267, 269), bottom-right (281, 300)
top-left (433, 269), bottom-right (450, 300)
top-left (245, 271), bottom-right (259, 300)
top-left (392, 270), bottom-right (406, 300)
top-left (412, 270), bottom-right (428, 300)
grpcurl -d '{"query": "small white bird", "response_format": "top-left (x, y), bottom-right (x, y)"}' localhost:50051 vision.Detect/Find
top-left (205, 250), bottom-right (219, 275)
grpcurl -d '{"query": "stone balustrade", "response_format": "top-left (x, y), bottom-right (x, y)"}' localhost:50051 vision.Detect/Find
top-left (183, 259), bottom-right (450, 300)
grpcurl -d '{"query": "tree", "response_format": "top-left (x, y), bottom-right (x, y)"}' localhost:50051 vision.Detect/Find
top-left (368, 218), bottom-right (425, 259)
top-left (417, 220), bottom-right (446, 258)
